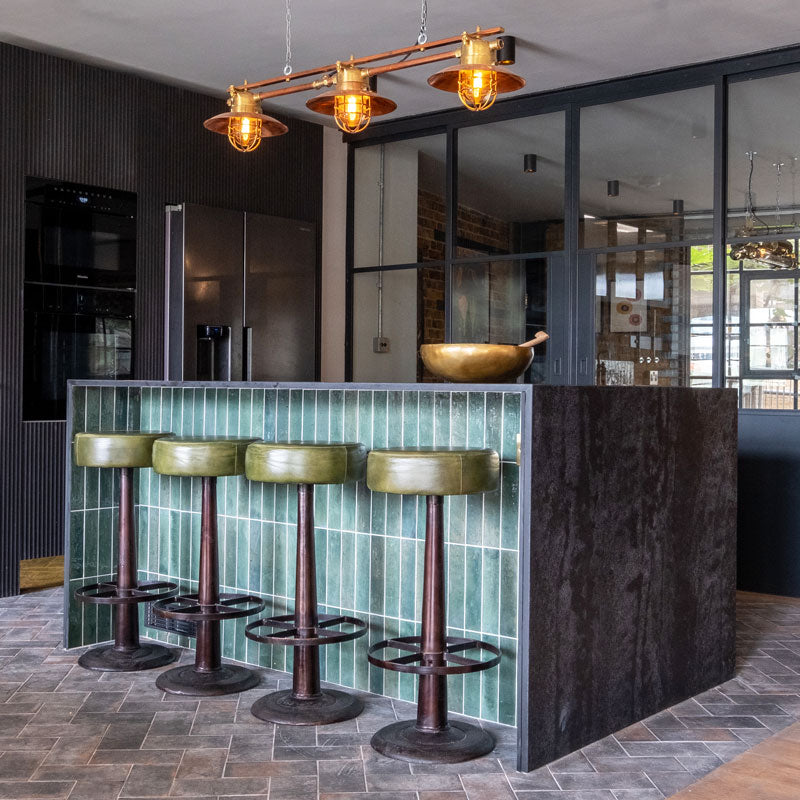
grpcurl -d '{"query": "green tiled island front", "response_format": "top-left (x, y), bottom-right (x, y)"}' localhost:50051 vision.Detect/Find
top-left (64, 381), bottom-right (737, 772)
top-left (64, 381), bottom-right (526, 724)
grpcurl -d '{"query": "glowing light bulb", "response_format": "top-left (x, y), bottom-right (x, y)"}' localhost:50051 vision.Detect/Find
top-left (333, 92), bottom-right (371, 133)
top-left (227, 115), bottom-right (263, 152)
top-left (457, 68), bottom-right (497, 111)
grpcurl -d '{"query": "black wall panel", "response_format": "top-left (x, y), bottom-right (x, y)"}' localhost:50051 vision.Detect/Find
top-left (0, 42), bottom-right (323, 595)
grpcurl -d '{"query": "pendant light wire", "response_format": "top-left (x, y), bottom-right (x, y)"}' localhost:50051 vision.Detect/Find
top-left (418, 0), bottom-right (428, 45)
top-left (283, 0), bottom-right (293, 76)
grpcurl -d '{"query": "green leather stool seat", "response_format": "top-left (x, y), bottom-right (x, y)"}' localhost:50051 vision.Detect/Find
top-left (366, 447), bottom-right (499, 496)
top-left (152, 436), bottom-right (256, 477)
top-left (245, 442), bottom-right (366, 485)
top-left (74, 431), bottom-right (170, 469)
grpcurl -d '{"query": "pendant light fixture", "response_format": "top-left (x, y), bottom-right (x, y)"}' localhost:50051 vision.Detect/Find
top-left (306, 66), bottom-right (397, 134)
top-left (427, 31), bottom-right (525, 112)
top-left (731, 152), bottom-right (798, 269)
top-left (203, 87), bottom-right (288, 152)
top-left (203, 0), bottom-right (525, 152)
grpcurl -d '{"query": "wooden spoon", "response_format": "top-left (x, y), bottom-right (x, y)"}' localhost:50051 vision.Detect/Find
top-left (518, 331), bottom-right (550, 348)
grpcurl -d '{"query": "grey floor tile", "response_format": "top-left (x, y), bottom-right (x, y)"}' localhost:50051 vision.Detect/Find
top-left (267, 775), bottom-right (316, 799)
top-left (317, 760), bottom-right (366, 793)
top-left (459, 772), bottom-right (516, 799)
top-left (120, 764), bottom-right (178, 797)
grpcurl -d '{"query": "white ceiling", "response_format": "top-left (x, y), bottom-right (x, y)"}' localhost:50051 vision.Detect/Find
top-left (1, 0), bottom-right (799, 126)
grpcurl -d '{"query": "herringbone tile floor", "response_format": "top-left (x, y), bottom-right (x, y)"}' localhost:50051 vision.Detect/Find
top-left (0, 589), bottom-right (798, 799)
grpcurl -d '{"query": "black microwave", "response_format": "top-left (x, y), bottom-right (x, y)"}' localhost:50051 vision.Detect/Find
top-left (25, 177), bottom-right (136, 289)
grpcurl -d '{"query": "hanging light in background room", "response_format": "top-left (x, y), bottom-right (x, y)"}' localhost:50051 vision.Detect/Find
top-left (607, 180), bottom-right (620, 198)
top-left (672, 199), bottom-right (684, 216)
top-left (203, 0), bottom-right (525, 151)
top-left (523, 153), bottom-right (537, 173)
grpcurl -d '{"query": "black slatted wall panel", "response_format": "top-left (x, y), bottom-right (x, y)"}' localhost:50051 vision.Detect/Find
top-left (0, 42), bottom-right (323, 596)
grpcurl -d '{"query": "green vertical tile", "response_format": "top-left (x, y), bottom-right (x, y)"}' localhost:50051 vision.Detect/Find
top-left (355, 481), bottom-right (371, 534)
top-left (189, 511), bottom-right (200, 579)
top-left (385, 390), bottom-right (402, 446)
top-left (179, 512), bottom-right (191, 582)
top-left (449, 392), bottom-right (468, 448)
top-left (236, 518), bottom-right (249, 591)
top-left (465, 494), bottom-right (484, 547)
top-left (354, 534), bottom-right (370, 613)
top-left (301, 389), bottom-right (316, 441)
top-left (240, 388), bottom-right (253, 435)
top-left (69, 512), bottom-right (84, 580)
top-left (479, 633), bottom-right (499, 721)
top-left (327, 484), bottom-right (342, 531)
top-left (399, 539), bottom-right (416, 622)
top-left (467, 393), bottom-right (486, 448)
top-left (192, 388), bottom-right (204, 433)
top-left (274, 484), bottom-right (288, 524)
top-left (339, 531), bottom-right (355, 610)
top-left (314, 527), bottom-right (327, 605)
top-left (238, 475), bottom-right (249, 519)
top-left (485, 392), bottom-right (503, 452)
top-left (481, 549), bottom-right (500, 635)
top-left (370, 491), bottom-right (386, 536)
top-left (339, 634), bottom-right (355, 690)
top-left (447, 647), bottom-right (464, 714)
top-left (343, 391), bottom-right (358, 442)
top-left (289, 389), bottom-right (303, 439)
top-left (114, 388), bottom-right (128, 430)
top-left (249, 480), bottom-right (263, 520)
top-left (500, 463), bottom-right (520, 551)
top-left (84, 509), bottom-right (99, 578)
top-left (462, 670), bottom-right (482, 718)
top-left (385, 494), bottom-right (401, 535)
top-left (70, 464), bottom-right (85, 511)
top-left (128, 387), bottom-right (141, 429)
top-left (501, 392), bottom-right (522, 461)
top-left (110, 507), bottom-right (120, 575)
top-left (400, 495), bottom-right (418, 539)
top-left (233, 617), bottom-right (247, 664)
top-left (328, 390), bottom-right (344, 441)
top-left (261, 483), bottom-right (276, 524)
top-left (372, 391), bottom-right (387, 448)
top-left (401, 391), bottom-right (419, 446)
top-left (263, 390), bottom-right (277, 440)
top-left (313, 484), bottom-right (328, 530)
top-left (447, 544), bottom-right (465, 631)
top-left (366, 615), bottom-right (384, 695)
top-left (381, 617), bottom-right (400, 699)
top-left (383, 536), bottom-right (400, 620)
top-left (499, 550), bottom-right (517, 638)
top-left (483, 486), bottom-right (501, 549)
top-left (260, 521), bottom-right (274, 597)
top-left (158, 509), bottom-right (170, 576)
top-left (326, 529), bottom-right (341, 608)
top-left (97, 604), bottom-right (112, 644)
top-left (72, 385), bottom-right (86, 431)
top-left (224, 518), bottom-right (238, 589)
top-left (275, 389), bottom-right (289, 439)
top-left (316, 391), bottom-right (330, 442)
top-left (341, 483), bottom-right (356, 532)
top-left (86, 388), bottom-right (101, 430)
top-left (418, 391), bottom-right (433, 445)
top-left (273, 522), bottom-right (287, 600)
top-left (397, 618), bottom-right (417, 702)
top-left (434, 391), bottom-right (451, 446)
top-left (286, 524), bottom-right (297, 600)
top-left (448, 495), bottom-right (466, 545)
top-left (67, 579), bottom-right (83, 648)
top-left (414, 538), bottom-right (424, 621)
top-left (85, 465), bottom-right (100, 512)
top-left (252, 390), bottom-right (265, 440)
top-left (97, 508), bottom-right (113, 575)
top-left (498, 637), bottom-right (517, 726)
top-left (464, 547), bottom-right (482, 633)
top-left (357, 391), bottom-right (373, 448)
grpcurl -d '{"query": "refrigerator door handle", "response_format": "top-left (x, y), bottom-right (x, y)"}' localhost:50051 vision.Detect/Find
top-left (243, 326), bottom-right (253, 381)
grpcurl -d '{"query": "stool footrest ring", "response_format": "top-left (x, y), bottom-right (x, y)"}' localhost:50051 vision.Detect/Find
top-left (153, 593), bottom-right (265, 622)
top-left (75, 581), bottom-right (178, 605)
top-left (245, 612), bottom-right (367, 647)
top-left (368, 635), bottom-right (501, 675)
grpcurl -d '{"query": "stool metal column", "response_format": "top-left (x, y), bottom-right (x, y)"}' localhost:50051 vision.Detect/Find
top-left (73, 432), bottom-right (178, 672)
top-left (244, 442), bottom-right (367, 725)
top-left (366, 447), bottom-right (501, 763)
top-left (151, 436), bottom-right (266, 696)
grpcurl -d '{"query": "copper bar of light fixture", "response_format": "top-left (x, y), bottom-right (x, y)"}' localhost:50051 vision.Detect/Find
top-left (234, 26), bottom-right (505, 92)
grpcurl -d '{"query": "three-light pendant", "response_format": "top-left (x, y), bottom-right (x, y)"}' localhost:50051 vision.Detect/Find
top-left (204, 27), bottom-right (525, 153)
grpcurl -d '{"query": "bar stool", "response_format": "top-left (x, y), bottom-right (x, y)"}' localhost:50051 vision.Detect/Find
top-left (244, 442), bottom-right (368, 725)
top-left (366, 447), bottom-right (501, 763)
top-left (73, 431), bottom-right (178, 671)
top-left (151, 436), bottom-right (266, 696)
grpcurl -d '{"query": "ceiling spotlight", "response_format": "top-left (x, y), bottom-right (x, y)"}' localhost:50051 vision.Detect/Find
top-left (524, 154), bottom-right (537, 173)
top-left (672, 199), bottom-right (684, 216)
top-left (607, 180), bottom-right (620, 198)
top-left (306, 66), bottom-right (396, 134)
top-left (494, 35), bottom-right (517, 65)
top-left (428, 31), bottom-right (525, 112)
top-left (203, 88), bottom-right (288, 152)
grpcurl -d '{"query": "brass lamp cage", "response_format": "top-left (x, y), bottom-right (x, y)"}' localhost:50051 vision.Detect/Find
top-left (334, 93), bottom-right (371, 134)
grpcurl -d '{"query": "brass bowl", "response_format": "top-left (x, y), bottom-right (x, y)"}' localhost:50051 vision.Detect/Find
top-left (420, 343), bottom-right (534, 383)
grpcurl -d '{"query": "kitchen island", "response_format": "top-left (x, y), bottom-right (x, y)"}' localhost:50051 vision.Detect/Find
top-left (64, 381), bottom-right (736, 770)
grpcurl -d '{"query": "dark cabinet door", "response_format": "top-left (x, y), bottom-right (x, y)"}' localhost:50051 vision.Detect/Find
top-left (244, 213), bottom-right (316, 381)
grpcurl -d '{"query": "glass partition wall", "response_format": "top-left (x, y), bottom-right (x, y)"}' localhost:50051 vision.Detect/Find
top-left (347, 48), bottom-right (800, 408)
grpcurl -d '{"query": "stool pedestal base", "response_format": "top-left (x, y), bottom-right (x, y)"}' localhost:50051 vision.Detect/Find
top-left (251, 688), bottom-right (363, 726)
top-left (371, 719), bottom-right (494, 764)
top-left (78, 642), bottom-right (177, 672)
top-left (156, 663), bottom-right (259, 697)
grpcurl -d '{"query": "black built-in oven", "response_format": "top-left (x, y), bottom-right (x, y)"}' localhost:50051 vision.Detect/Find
top-left (23, 178), bottom-right (136, 420)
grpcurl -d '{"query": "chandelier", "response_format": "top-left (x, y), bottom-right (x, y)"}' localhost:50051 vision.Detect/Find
top-left (731, 152), bottom-right (798, 269)
top-left (203, 2), bottom-right (524, 152)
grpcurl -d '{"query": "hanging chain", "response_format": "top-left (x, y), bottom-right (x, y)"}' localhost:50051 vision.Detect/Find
top-left (417, 0), bottom-right (428, 45)
top-left (283, 0), bottom-right (293, 76)
top-left (774, 161), bottom-right (785, 224)
top-left (745, 151), bottom-right (756, 222)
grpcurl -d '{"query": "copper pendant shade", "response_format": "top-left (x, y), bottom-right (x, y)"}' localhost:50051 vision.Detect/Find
top-left (203, 89), bottom-right (287, 153)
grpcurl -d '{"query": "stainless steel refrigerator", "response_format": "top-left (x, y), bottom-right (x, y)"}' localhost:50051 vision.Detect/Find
top-left (165, 203), bottom-right (317, 382)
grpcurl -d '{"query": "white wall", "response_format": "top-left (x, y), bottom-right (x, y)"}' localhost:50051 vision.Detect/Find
top-left (320, 126), bottom-right (348, 381)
